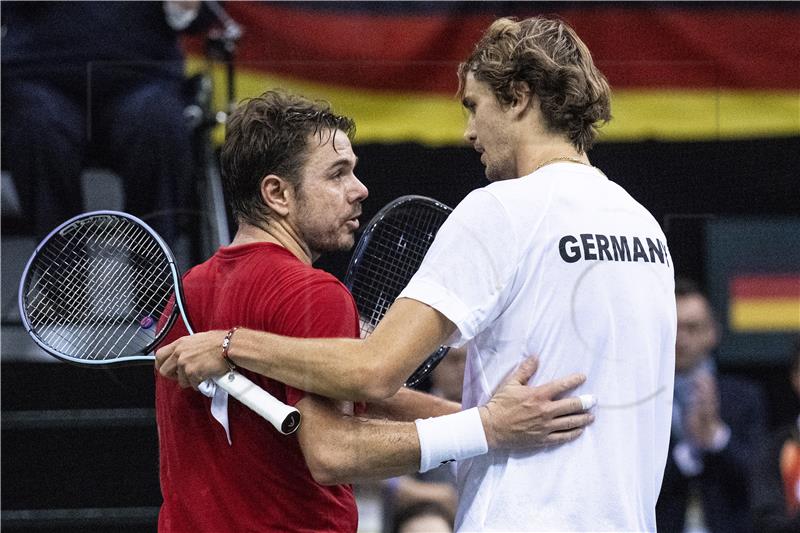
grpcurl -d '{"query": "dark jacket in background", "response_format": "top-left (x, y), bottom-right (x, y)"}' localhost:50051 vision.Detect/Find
top-left (657, 374), bottom-right (766, 533)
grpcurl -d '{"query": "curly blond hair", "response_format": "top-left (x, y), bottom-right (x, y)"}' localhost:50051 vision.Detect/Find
top-left (458, 17), bottom-right (611, 153)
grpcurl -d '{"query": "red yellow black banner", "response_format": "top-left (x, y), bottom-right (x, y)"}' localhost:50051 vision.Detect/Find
top-left (729, 275), bottom-right (800, 332)
top-left (186, 2), bottom-right (800, 144)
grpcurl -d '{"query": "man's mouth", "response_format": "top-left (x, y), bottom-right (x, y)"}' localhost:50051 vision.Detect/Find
top-left (345, 214), bottom-right (361, 230)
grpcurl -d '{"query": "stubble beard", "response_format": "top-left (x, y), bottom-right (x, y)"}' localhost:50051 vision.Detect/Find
top-left (295, 198), bottom-right (354, 256)
top-left (485, 158), bottom-right (514, 182)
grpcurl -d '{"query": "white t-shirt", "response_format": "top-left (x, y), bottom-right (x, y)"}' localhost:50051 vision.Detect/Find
top-left (399, 162), bottom-right (676, 532)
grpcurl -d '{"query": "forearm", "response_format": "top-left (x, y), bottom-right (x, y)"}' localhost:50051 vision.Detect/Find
top-left (298, 355), bottom-right (595, 483)
top-left (228, 299), bottom-right (455, 401)
top-left (365, 387), bottom-right (461, 421)
top-left (298, 396), bottom-right (422, 484)
top-left (230, 330), bottom-right (389, 400)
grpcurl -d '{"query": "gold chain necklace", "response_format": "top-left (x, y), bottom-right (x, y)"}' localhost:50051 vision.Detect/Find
top-left (533, 156), bottom-right (588, 173)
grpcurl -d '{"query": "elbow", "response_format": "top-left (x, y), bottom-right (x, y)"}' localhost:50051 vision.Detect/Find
top-left (305, 450), bottom-right (350, 486)
top-left (358, 382), bottom-right (396, 403)
top-left (308, 464), bottom-right (341, 486)
top-left (353, 362), bottom-right (404, 402)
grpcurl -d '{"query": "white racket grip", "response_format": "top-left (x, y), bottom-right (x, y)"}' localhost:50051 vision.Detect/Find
top-left (212, 371), bottom-right (301, 435)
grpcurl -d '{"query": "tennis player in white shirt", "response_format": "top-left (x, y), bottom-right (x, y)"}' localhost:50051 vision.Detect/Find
top-left (158, 16), bottom-right (676, 532)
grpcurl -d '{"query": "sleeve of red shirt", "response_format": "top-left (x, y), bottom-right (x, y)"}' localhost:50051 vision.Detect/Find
top-left (273, 274), bottom-right (360, 406)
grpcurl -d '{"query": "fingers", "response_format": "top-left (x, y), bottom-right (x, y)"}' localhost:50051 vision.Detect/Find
top-left (154, 333), bottom-right (228, 386)
top-left (157, 350), bottom-right (179, 380)
top-left (549, 395), bottom-right (596, 417)
top-left (176, 363), bottom-right (207, 390)
top-left (542, 427), bottom-right (585, 446)
top-left (177, 367), bottom-right (192, 389)
top-left (155, 340), bottom-right (184, 381)
top-left (506, 355), bottom-right (540, 385)
top-left (154, 341), bottom-right (174, 372)
top-left (532, 372), bottom-right (587, 400)
top-left (548, 412), bottom-right (594, 433)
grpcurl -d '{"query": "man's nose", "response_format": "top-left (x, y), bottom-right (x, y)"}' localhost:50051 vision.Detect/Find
top-left (351, 175), bottom-right (368, 202)
top-left (463, 116), bottom-right (476, 144)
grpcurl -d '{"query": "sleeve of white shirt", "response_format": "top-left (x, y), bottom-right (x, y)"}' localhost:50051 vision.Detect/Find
top-left (397, 188), bottom-right (519, 347)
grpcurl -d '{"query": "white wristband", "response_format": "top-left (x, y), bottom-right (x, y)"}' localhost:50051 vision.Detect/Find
top-left (414, 407), bottom-right (489, 473)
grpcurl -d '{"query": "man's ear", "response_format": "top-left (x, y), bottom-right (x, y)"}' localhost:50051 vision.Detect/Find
top-left (509, 81), bottom-right (533, 118)
top-left (260, 174), bottom-right (291, 217)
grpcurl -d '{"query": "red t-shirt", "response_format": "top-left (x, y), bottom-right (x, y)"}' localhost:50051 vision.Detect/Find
top-left (156, 243), bottom-right (360, 532)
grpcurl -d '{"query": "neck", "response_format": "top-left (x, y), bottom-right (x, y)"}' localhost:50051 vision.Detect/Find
top-left (517, 134), bottom-right (589, 177)
top-left (230, 219), bottom-right (314, 265)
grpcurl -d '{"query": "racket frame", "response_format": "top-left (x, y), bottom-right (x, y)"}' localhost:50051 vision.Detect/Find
top-left (18, 210), bottom-right (301, 435)
top-left (345, 195), bottom-right (452, 287)
top-left (344, 196), bottom-right (453, 387)
top-left (18, 210), bottom-right (186, 365)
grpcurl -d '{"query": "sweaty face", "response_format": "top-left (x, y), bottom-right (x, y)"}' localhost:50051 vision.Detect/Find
top-left (462, 72), bottom-right (516, 181)
top-left (290, 130), bottom-right (368, 259)
top-left (675, 294), bottom-right (718, 372)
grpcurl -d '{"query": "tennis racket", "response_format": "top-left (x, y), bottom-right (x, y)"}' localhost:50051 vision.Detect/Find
top-left (18, 210), bottom-right (301, 435)
top-left (345, 195), bottom-right (452, 387)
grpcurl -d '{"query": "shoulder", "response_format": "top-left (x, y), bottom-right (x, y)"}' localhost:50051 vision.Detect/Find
top-left (181, 258), bottom-right (216, 288)
top-left (275, 263), bottom-right (356, 318)
top-left (231, 244), bottom-right (342, 290)
top-left (277, 268), bottom-right (359, 339)
top-left (450, 186), bottom-right (514, 228)
top-left (283, 264), bottom-right (351, 298)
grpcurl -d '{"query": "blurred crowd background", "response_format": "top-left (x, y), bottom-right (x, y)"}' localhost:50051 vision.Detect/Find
top-left (1, 2), bottom-right (798, 533)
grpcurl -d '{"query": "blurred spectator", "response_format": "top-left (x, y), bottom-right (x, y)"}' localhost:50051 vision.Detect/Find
top-left (1, 1), bottom-right (200, 243)
top-left (382, 347), bottom-right (465, 533)
top-left (750, 338), bottom-right (800, 533)
top-left (656, 278), bottom-right (767, 533)
top-left (391, 501), bottom-right (454, 533)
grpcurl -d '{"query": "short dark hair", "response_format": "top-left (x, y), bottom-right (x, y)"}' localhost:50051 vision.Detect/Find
top-left (675, 276), bottom-right (703, 298)
top-left (220, 90), bottom-right (355, 227)
top-left (457, 16), bottom-right (612, 153)
top-left (674, 277), bottom-right (720, 328)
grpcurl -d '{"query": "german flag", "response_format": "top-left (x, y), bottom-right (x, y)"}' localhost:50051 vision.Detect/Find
top-left (185, 2), bottom-right (800, 145)
top-left (729, 275), bottom-right (800, 332)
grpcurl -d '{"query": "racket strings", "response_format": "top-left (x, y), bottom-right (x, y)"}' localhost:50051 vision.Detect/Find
top-left (31, 219), bottom-right (144, 331)
top-left (91, 262), bottom-right (174, 358)
top-left (23, 215), bottom-right (176, 360)
top-left (352, 230), bottom-right (438, 333)
top-left (31, 221), bottom-right (137, 326)
top-left (345, 198), bottom-right (452, 386)
top-left (28, 218), bottom-right (142, 345)
top-left (35, 234), bottom-right (170, 358)
top-left (28, 220), bottom-right (124, 353)
top-left (78, 254), bottom-right (169, 360)
top-left (74, 233), bottom-right (167, 357)
top-left (349, 205), bottom-right (449, 338)
top-left (76, 233), bottom-right (173, 359)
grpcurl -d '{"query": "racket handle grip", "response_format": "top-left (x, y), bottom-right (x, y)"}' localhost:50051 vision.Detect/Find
top-left (212, 372), bottom-right (301, 435)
